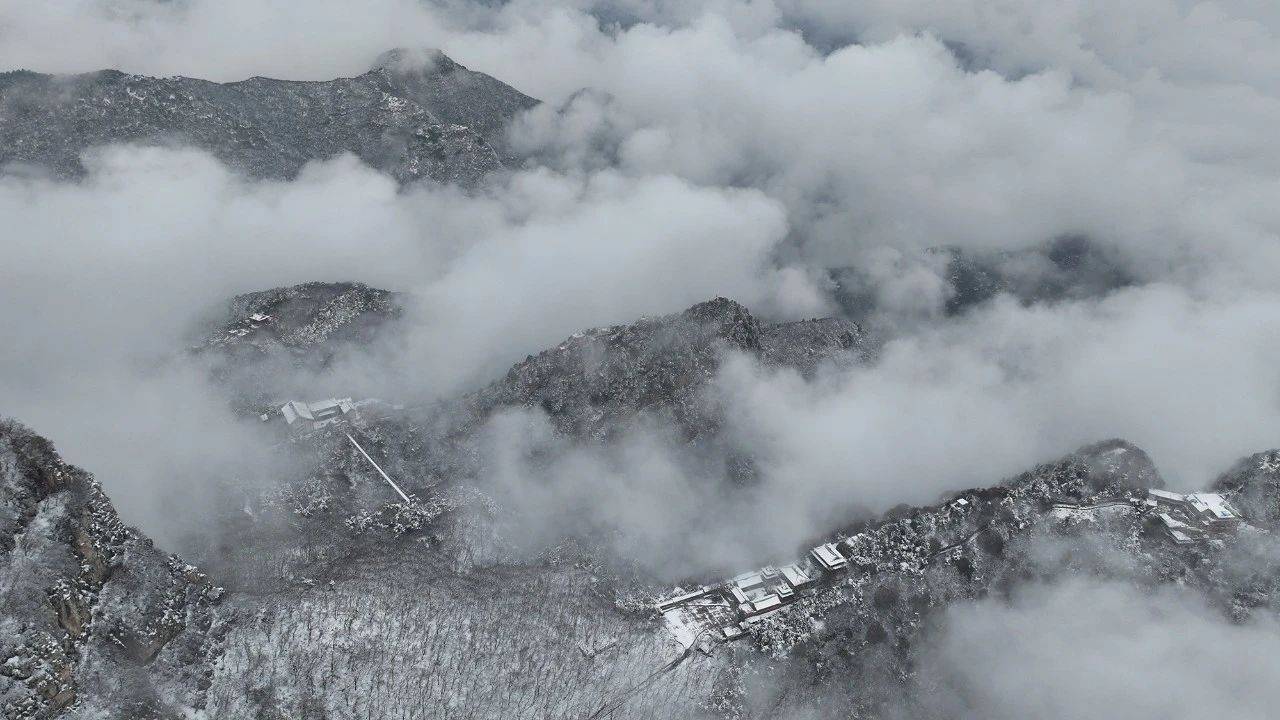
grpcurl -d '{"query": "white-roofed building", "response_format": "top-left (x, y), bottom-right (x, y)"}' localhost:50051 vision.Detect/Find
top-left (280, 398), bottom-right (357, 432)
top-left (750, 595), bottom-right (782, 614)
top-left (779, 563), bottom-right (814, 589)
top-left (1148, 489), bottom-right (1185, 503)
top-left (811, 543), bottom-right (849, 572)
top-left (1156, 513), bottom-right (1200, 544)
top-left (1186, 493), bottom-right (1242, 526)
top-left (1147, 489), bottom-right (1245, 542)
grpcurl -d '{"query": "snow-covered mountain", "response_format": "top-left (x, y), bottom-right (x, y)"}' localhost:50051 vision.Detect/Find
top-left (0, 49), bottom-right (536, 186)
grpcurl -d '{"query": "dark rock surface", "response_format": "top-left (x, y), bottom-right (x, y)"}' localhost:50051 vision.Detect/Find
top-left (0, 49), bottom-right (538, 186)
top-left (941, 235), bottom-right (1135, 315)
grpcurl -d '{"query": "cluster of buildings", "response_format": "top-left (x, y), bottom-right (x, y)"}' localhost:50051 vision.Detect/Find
top-left (1145, 489), bottom-right (1244, 544)
top-left (659, 541), bottom-right (852, 647)
top-left (660, 487), bottom-right (1252, 648)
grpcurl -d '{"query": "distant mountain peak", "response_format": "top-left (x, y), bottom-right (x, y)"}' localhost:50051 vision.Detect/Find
top-left (369, 47), bottom-right (459, 75)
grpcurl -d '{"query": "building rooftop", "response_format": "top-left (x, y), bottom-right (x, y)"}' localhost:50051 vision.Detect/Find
top-left (779, 563), bottom-right (812, 588)
top-left (750, 594), bottom-right (782, 614)
top-left (811, 543), bottom-right (848, 571)
top-left (280, 398), bottom-right (356, 427)
top-left (1186, 493), bottom-right (1240, 521)
top-left (1148, 489), bottom-right (1186, 503)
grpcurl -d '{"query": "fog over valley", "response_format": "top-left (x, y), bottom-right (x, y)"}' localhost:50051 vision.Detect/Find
top-left (2, 1), bottom-right (1279, 718)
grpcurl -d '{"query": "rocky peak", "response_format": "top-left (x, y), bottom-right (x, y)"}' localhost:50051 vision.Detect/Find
top-left (464, 298), bottom-right (868, 439)
top-left (194, 281), bottom-right (402, 414)
top-left (1073, 439), bottom-right (1165, 492)
top-left (363, 48), bottom-right (539, 162)
top-left (219, 281), bottom-right (400, 350)
top-left (369, 48), bottom-right (459, 75)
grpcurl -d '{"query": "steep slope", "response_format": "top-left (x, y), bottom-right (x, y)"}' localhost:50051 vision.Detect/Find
top-left (0, 421), bottom-right (222, 720)
top-left (192, 430), bottom-right (1280, 719)
top-left (0, 49), bottom-right (538, 186)
top-left (648, 440), bottom-right (1280, 718)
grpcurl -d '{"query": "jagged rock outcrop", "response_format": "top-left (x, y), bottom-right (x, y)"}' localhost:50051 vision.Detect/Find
top-left (0, 49), bottom-right (538, 186)
top-left (0, 421), bottom-right (222, 720)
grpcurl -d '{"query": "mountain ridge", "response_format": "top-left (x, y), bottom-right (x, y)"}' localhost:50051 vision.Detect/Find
top-left (0, 48), bottom-right (538, 186)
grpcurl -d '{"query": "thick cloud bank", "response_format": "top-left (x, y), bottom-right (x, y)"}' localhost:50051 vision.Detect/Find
top-left (914, 578), bottom-right (1280, 720)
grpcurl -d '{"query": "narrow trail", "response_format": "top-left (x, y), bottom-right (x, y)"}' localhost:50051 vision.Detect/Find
top-left (345, 431), bottom-right (412, 503)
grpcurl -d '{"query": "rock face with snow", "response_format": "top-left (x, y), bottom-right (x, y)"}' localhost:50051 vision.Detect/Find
top-left (0, 421), bottom-right (221, 720)
top-left (0, 49), bottom-right (537, 186)
top-left (201, 281), bottom-right (401, 364)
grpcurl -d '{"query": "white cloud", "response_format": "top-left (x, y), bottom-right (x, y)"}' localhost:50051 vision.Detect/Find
top-left (915, 578), bottom-right (1280, 720)
top-left (714, 283), bottom-right (1280, 525)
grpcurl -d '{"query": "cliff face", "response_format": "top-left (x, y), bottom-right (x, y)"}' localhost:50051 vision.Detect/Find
top-left (0, 49), bottom-right (538, 187)
top-left (0, 421), bottom-right (222, 720)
